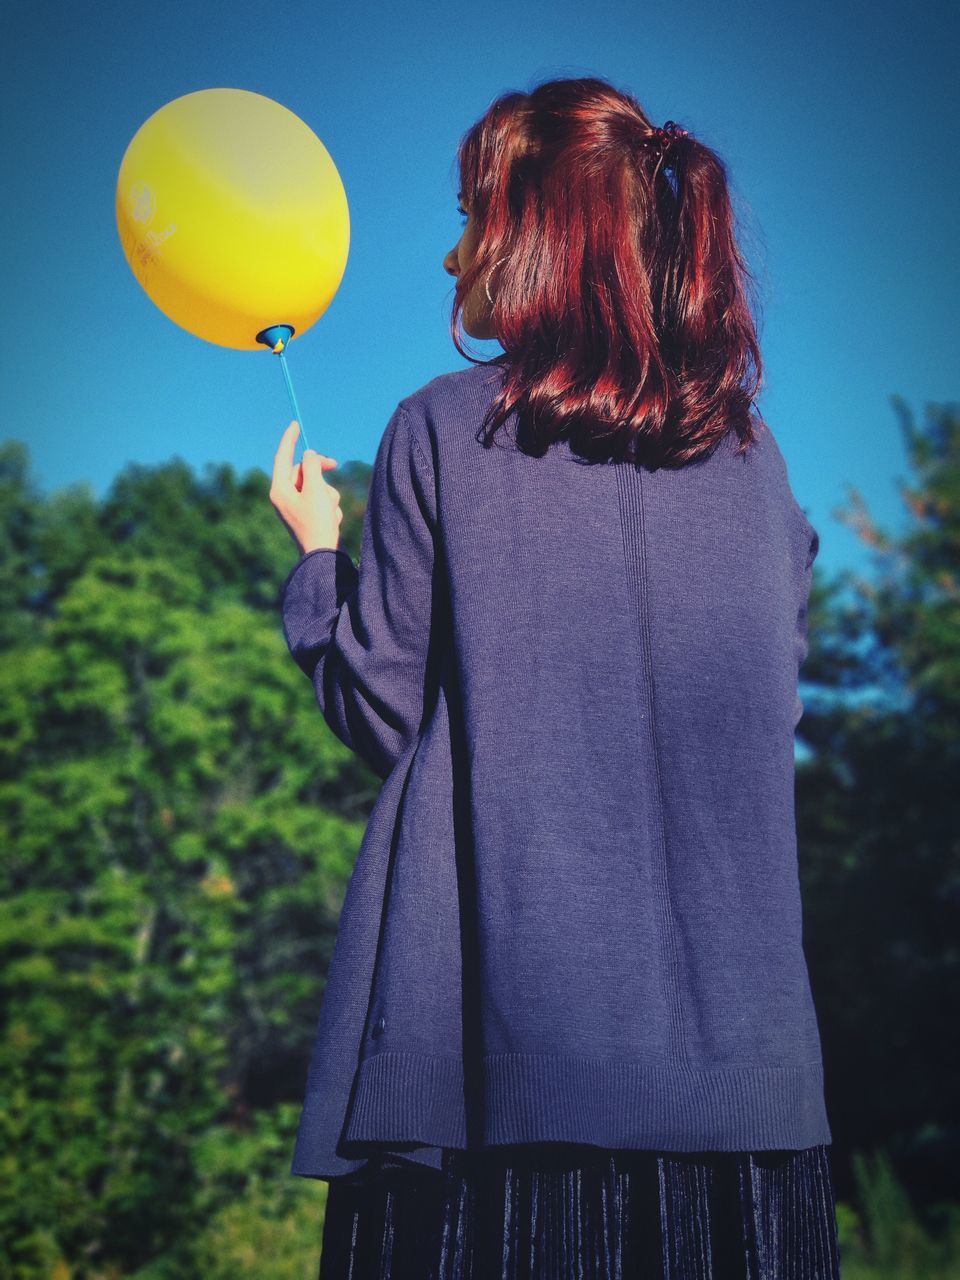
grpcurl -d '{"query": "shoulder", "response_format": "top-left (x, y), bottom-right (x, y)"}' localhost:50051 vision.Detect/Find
top-left (746, 420), bottom-right (819, 560)
top-left (395, 362), bottom-right (506, 454)
top-left (730, 418), bottom-right (793, 495)
top-left (370, 365), bottom-right (500, 504)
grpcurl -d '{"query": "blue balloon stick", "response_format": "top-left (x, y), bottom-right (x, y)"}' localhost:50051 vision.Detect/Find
top-left (276, 348), bottom-right (311, 453)
top-left (255, 324), bottom-right (312, 454)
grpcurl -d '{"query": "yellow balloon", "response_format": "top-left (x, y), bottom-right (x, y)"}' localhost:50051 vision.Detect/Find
top-left (116, 88), bottom-right (350, 351)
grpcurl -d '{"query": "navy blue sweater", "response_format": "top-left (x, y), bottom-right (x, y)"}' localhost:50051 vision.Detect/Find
top-left (281, 360), bottom-right (830, 1179)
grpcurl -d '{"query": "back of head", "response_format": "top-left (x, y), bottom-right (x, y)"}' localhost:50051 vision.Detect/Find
top-left (452, 75), bottom-right (766, 468)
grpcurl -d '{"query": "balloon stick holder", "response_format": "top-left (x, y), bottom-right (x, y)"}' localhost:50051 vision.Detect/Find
top-left (256, 324), bottom-right (312, 453)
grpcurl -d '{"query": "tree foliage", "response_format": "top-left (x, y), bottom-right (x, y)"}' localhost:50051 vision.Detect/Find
top-left (796, 399), bottom-right (959, 1210)
top-left (0, 442), bottom-right (373, 1277)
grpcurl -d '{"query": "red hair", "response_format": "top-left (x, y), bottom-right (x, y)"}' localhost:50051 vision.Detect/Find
top-left (450, 76), bottom-right (766, 466)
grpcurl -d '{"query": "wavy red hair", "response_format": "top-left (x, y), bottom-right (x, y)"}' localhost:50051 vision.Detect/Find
top-left (449, 76), bottom-right (766, 466)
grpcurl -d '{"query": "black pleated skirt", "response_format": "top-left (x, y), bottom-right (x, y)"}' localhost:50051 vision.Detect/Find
top-left (317, 1142), bottom-right (842, 1279)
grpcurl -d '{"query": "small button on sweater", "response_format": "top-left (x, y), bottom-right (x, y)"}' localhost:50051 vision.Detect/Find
top-left (280, 360), bottom-right (829, 1180)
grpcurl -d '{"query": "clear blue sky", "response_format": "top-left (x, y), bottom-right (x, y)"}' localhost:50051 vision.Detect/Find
top-left (2, 0), bottom-right (957, 579)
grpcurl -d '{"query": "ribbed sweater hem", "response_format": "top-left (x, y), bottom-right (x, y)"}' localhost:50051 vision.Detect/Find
top-left (292, 1050), bottom-right (832, 1174)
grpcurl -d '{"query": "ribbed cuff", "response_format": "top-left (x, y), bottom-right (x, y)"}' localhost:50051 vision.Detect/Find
top-left (280, 546), bottom-right (359, 609)
top-left (338, 1050), bottom-right (832, 1155)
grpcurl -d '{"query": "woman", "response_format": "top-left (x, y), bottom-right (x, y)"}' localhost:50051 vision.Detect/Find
top-left (270, 75), bottom-right (842, 1279)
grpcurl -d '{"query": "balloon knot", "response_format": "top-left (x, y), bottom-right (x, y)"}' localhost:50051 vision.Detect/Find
top-left (272, 338), bottom-right (285, 353)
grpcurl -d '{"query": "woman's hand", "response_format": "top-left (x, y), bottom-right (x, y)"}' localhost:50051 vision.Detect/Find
top-left (270, 421), bottom-right (343, 555)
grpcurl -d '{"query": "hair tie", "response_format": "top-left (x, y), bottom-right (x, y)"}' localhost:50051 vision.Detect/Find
top-left (650, 120), bottom-right (689, 156)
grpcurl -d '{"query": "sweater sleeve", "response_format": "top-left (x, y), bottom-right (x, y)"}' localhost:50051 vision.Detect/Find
top-left (280, 400), bottom-right (437, 779)
top-left (793, 514), bottom-right (820, 728)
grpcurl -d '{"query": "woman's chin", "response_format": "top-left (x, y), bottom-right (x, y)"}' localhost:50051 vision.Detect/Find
top-left (462, 317), bottom-right (498, 342)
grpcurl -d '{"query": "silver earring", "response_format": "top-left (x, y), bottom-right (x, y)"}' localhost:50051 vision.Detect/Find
top-left (484, 256), bottom-right (507, 306)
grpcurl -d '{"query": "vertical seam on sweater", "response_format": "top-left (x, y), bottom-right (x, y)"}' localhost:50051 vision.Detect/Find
top-left (616, 463), bottom-right (689, 1065)
top-left (398, 403), bottom-right (436, 482)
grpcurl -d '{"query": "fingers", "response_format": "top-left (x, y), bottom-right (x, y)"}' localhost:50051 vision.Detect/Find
top-left (273, 422), bottom-right (338, 497)
top-left (302, 448), bottom-right (339, 469)
top-left (272, 421), bottom-right (301, 497)
top-left (289, 457), bottom-right (337, 489)
top-left (300, 450), bottom-right (340, 500)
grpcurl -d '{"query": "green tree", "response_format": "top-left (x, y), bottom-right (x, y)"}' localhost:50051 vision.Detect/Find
top-left (797, 399), bottom-right (959, 1215)
top-left (0, 446), bottom-right (373, 1278)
